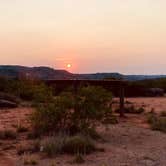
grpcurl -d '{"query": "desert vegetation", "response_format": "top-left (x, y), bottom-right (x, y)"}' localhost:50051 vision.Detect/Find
top-left (147, 111), bottom-right (166, 133)
top-left (0, 77), bottom-right (166, 166)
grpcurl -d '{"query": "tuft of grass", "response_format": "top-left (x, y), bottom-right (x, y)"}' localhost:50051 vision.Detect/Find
top-left (17, 145), bottom-right (30, 155)
top-left (102, 115), bottom-right (118, 125)
top-left (151, 117), bottom-right (166, 133)
top-left (147, 112), bottom-right (166, 133)
top-left (63, 135), bottom-right (95, 155)
top-left (27, 131), bottom-right (41, 140)
top-left (17, 125), bottom-right (28, 133)
top-left (72, 153), bottom-right (85, 164)
top-left (0, 129), bottom-right (17, 140)
top-left (160, 111), bottom-right (166, 117)
top-left (115, 106), bottom-right (145, 114)
top-left (42, 134), bottom-right (66, 157)
top-left (17, 140), bottom-right (40, 155)
top-left (23, 158), bottom-right (38, 165)
top-left (83, 127), bottom-right (101, 140)
top-left (42, 134), bottom-right (96, 157)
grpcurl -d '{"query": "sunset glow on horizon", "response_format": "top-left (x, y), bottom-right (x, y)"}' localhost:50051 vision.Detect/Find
top-left (0, 0), bottom-right (166, 74)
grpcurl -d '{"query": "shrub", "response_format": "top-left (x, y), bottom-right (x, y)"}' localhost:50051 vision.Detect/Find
top-left (17, 140), bottom-right (40, 155)
top-left (41, 134), bottom-right (96, 157)
top-left (151, 117), bottom-right (166, 133)
top-left (102, 115), bottom-right (118, 124)
top-left (17, 125), bottom-right (28, 133)
top-left (63, 135), bottom-right (95, 154)
top-left (83, 127), bottom-right (101, 140)
top-left (27, 130), bottom-right (41, 140)
top-left (147, 112), bottom-right (166, 133)
top-left (72, 153), bottom-right (85, 164)
top-left (17, 144), bottom-right (35, 155)
top-left (31, 86), bottom-right (112, 135)
top-left (42, 134), bottom-right (66, 156)
top-left (23, 158), bottom-right (38, 165)
top-left (0, 130), bottom-right (17, 139)
top-left (31, 93), bottom-right (74, 133)
top-left (0, 78), bottom-right (54, 102)
top-left (147, 112), bottom-right (157, 124)
top-left (115, 106), bottom-right (145, 114)
top-left (160, 111), bottom-right (166, 117)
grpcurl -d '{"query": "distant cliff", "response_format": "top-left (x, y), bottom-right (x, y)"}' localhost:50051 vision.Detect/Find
top-left (0, 65), bottom-right (166, 81)
top-left (0, 65), bottom-right (74, 80)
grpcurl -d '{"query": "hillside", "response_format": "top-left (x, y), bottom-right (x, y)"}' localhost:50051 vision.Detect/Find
top-left (0, 65), bottom-right (166, 81)
top-left (0, 65), bottom-right (74, 80)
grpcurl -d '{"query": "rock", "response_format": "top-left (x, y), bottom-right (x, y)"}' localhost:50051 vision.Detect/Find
top-left (0, 100), bottom-right (18, 108)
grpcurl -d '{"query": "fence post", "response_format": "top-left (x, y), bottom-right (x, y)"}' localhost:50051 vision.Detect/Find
top-left (119, 85), bottom-right (125, 117)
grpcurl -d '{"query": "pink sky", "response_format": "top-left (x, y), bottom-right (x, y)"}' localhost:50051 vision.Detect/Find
top-left (0, 0), bottom-right (166, 74)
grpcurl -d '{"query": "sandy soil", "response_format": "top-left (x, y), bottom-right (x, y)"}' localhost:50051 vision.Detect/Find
top-left (125, 97), bottom-right (166, 113)
top-left (0, 98), bottom-right (166, 166)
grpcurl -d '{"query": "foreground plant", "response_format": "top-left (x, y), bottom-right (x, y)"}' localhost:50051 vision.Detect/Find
top-left (147, 112), bottom-right (166, 133)
top-left (31, 86), bottom-right (112, 136)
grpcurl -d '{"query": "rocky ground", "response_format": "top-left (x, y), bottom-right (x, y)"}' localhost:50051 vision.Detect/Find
top-left (0, 97), bottom-right (166, 166)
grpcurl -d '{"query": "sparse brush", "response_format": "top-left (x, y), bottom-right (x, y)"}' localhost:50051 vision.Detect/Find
top-left (83, 127), bottom-right (101, 140)
top-left (23, 158), bottom-right (38, 165)
top-left (147, 113), bottom-right (166, 133)
top-left (41, 134), bottom-right (96, 157)
top-left (17, 124), bottom-right (28, 133)
top-left (27, 131), bottom-right (41, 140)
top-left (147, 112), bottom-right (157, 124)
top-left (72, 153), bottom-right (85, 164)
top-left (151, 117), bottom-right (166, 133)
top-left (17, 140), bottom-right (40, 155)
top-left (63, 135), bottom-right (95, 155)
top-left (160, 111), bottom-right (166, 117)
top-left (102, 115), bottom-right (118, 125)
top-left (42, 134), bottom-right (66, 157)
top-left (0, 129), bottom-right (17, 140)
top-left (31, 86), bottom-right (112, 136)
top-left (115, 105), bottom-right (145, 114)
top-left (17, 145), bottom-right (30, 155)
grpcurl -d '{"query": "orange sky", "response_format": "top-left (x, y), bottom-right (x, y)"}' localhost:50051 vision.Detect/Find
top-left (0, 0), bottom-right (166, 74)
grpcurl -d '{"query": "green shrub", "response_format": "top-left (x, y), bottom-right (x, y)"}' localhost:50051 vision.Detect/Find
top-left (0, 78), bottom-right (54, 102)
top-left (151, 117), bottom-right (166, 133)
top-left (31, 93), bottom-right (74, 133)
top-left (147, 112), bottom-right (157, 124)
top-left (42, 134), bottom-right (66, 156)
top-left (42, 134), bottom-right (96, 156)
top-left (83, 127), bottom-right (101, 140)
top-left (31, 86), bottom-right (112, 135)
top-left (147, 112), bottom-right (166, 133)
top-left (63, 135), bottom-right (95, 154)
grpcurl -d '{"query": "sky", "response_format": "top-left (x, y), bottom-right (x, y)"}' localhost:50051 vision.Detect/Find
top-left (0, 0), bottom-right (166, 74)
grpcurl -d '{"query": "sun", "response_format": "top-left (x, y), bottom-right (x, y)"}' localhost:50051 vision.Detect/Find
top-left (67, 64), bottom-right (71, 68)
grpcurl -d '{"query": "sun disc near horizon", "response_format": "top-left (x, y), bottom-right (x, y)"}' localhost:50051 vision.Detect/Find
top-left (67, 64), bottom-right (71, 68)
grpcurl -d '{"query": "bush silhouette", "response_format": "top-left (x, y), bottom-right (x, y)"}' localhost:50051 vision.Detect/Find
top-left (31, 86), bottom-right (112, 135)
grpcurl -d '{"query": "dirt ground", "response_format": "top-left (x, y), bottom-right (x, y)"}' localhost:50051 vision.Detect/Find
top-left (0, 97), bottom-right (166, 166)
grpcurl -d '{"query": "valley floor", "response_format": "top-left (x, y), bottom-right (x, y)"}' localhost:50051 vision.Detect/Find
top-left (0, 97), bottom-right (166, 166)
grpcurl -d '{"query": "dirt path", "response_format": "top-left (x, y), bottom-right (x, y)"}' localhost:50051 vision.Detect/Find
top-left (125, 97), bottom-right (166, 113)
top-left (0, 154), bottom-right (15, 166)
top-left (0, 99), bottom-right (166, 166)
